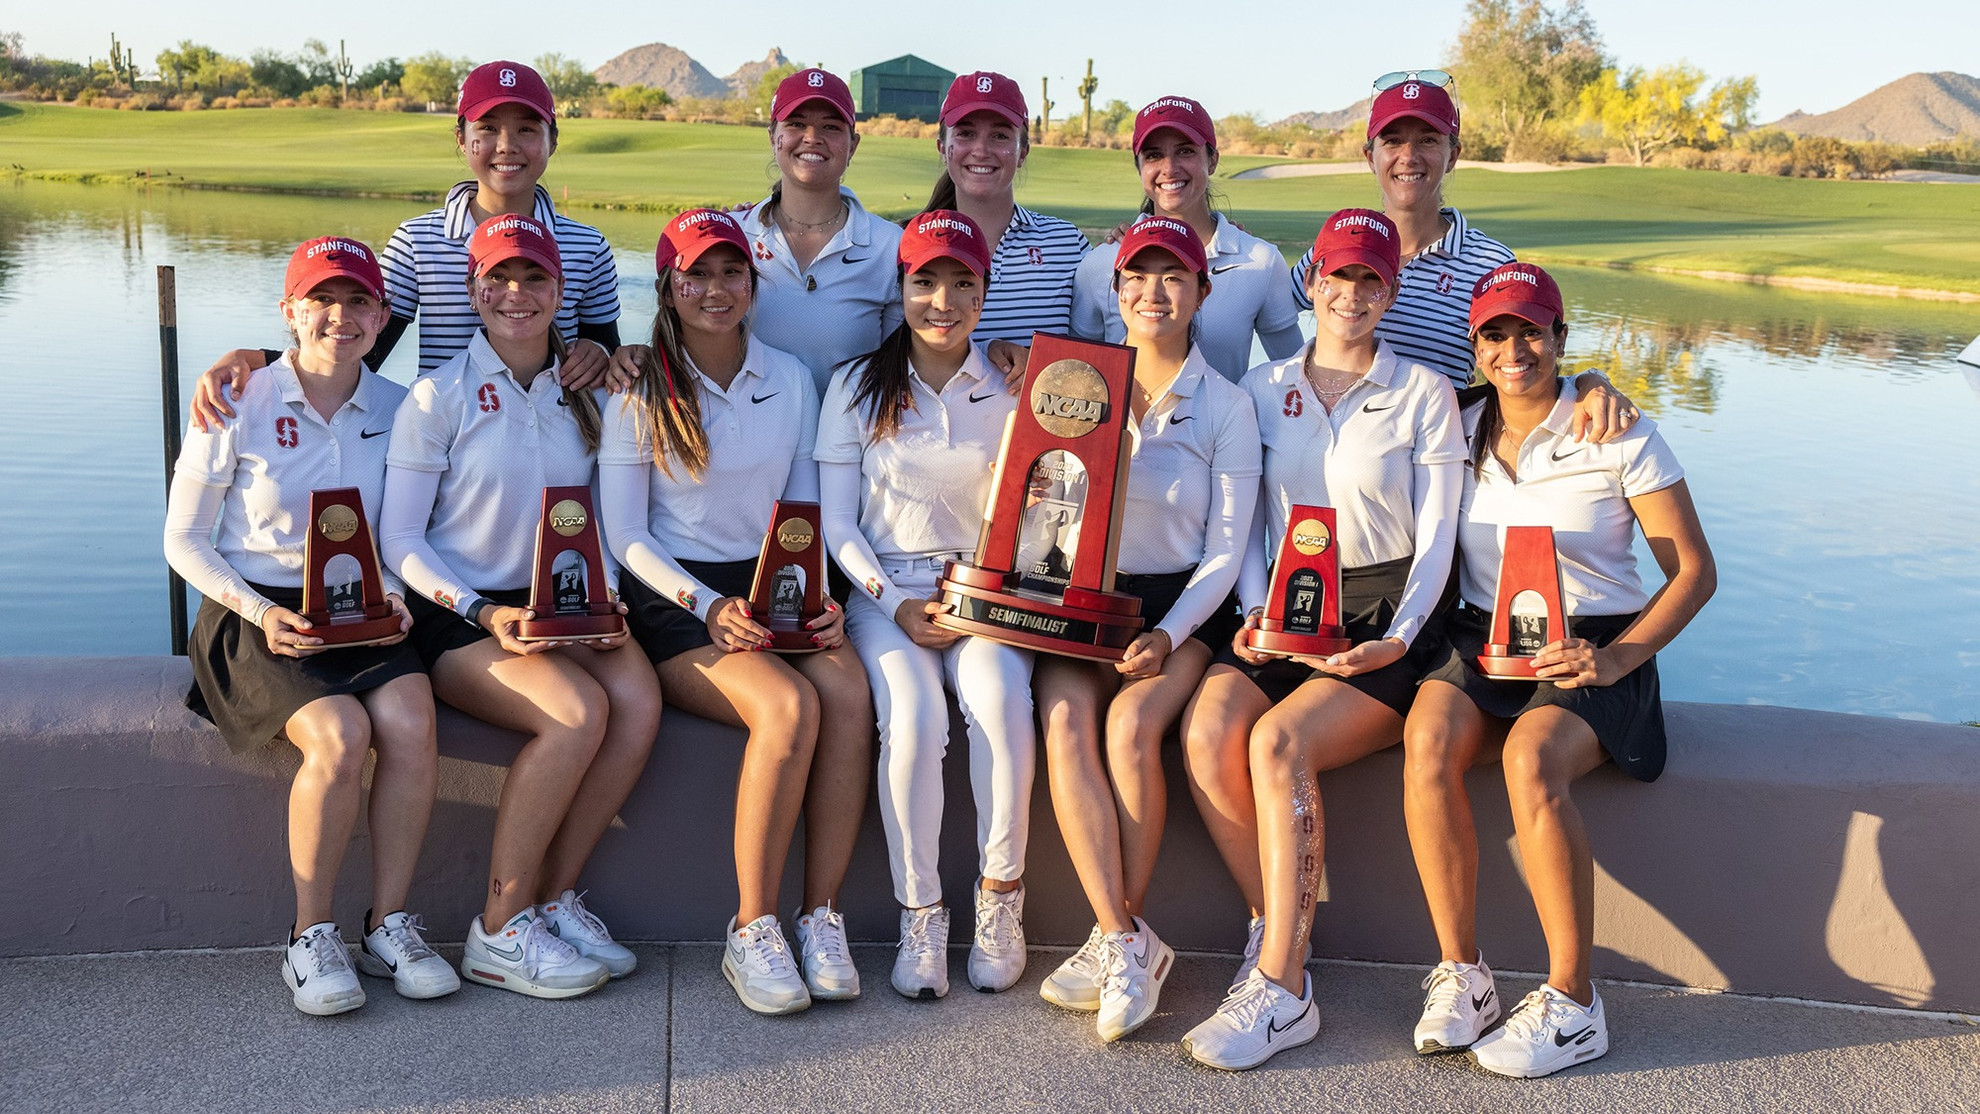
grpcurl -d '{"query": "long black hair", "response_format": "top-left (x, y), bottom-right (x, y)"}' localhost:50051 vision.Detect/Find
top-left (844, 320), bottom-right (918, 442)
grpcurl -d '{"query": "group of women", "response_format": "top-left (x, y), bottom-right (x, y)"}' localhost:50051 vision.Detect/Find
top-left (171, 60), bottom-right (1714, 1080)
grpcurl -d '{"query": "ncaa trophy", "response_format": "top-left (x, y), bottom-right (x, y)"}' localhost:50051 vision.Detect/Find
top-left (1476, 524), bottom-right (1569, 679)
top-left (300, 488), bottom-right (402, 647)
top-left (1243, 504), bottom-right (1353, 658)
top-left (516, 486), bottom-right (626, 642)
top-left (749, 500), bottom-right (826, 653)
top-left (932, 333), bottom-right (1144, 661)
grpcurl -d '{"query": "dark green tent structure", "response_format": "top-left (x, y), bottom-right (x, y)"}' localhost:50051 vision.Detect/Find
top-left (848, 55), bottom-right (955, 122)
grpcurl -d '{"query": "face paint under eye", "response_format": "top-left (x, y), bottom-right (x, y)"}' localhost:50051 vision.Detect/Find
top-left (675, 279), bottom-right (705, 299)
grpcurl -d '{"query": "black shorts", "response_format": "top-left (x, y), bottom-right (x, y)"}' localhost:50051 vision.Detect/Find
top-left (403, 587), bottom-right (531, 672)
top-left (1115, 567), bottom-right (1241, 652)
top-left (1210, 555), bottom-right (1449, 718)
top-left (620, 557), bottom-right (758, 665)
top-left (187, 584), bottom-right (423, 754)
top-left (1420, 605), bottom-right (1666, 782)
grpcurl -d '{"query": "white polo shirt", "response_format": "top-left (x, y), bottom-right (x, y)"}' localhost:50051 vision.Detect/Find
top-left (381, 182), bottom-right (622, 376)
top-left (735, 188), bottom-right (906, 394)
top-left (1073, 213), bottom-right (1305, 383)
top-left (599, 336), bottom-right (818, 564)
top-left (815, 344), bottom-right (1013, 570)
top-left (174, 356), bottom-right (406, 590)
top-left (1291, 207), bottom-right (1514, 387)
top-left (1244, 340), bottom-right (1465, 572)
top-left (1457, 380), bottom-right (1685, 617)
top-left (386, 332), bottom-right (601, 599)
top-left (974, 205), bottom-right (1091, 344)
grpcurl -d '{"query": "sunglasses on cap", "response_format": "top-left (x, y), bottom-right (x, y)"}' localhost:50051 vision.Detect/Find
top-left (1372, 69), bottom-right (1456, 93)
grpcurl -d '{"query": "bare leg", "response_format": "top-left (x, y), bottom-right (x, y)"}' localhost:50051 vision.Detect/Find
top-left (537, 640), bottom-right (662, 901)
top-left (1178, 664), bottom-right (1273, 913)
top-left (357, 674), bottom-right (437, 930)
top-left (1037, 656), bottom-right (1132, 933)
top-left (1110, 639), bottom-right (1212, 914)
top-left (1250, 678), bottom-right (1400, 991)
top-left (793, 644), bottom-right (873, 911)
top-left (1400, 681), bottom-right (1504, 966)
top-left (1500, 708), bottom-right (1607, 1005)
top-left (282, 695), bottom-right (372, 936)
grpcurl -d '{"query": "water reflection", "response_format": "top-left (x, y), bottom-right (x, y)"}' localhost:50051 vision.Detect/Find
top-left (1564, 311), bottom-right (1724, 417)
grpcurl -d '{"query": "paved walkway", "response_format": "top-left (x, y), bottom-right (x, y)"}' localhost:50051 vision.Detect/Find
top-left (6, 945), bottom-right (1976, 1112)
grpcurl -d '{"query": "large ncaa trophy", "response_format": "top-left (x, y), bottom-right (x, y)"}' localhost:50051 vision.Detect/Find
top-left (516, 486), bottom-right (626, 642)
top-left (1476, 524), bottom-right (1569, 679)
top-left (933, 333), bottom-right (1144, 660)
top-left (300, 488), bottom-right (402, 647)
top-left (1243, 504), bottom-right (1352, 658)
top-left (749, 500), bottom-right (826, 653)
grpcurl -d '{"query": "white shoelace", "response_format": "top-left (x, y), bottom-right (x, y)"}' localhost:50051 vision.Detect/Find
top-left (742, 922), bottom-right (799, 977)
top-left (899, 908), bottom-right (949, 961)
top-left (1214, 973), bottom-right (1287, 1029)
top-left (520, 915), bottom-right (581, 971)
top-left (304, 930), bottom-right (354, 978)
top-left (1099, 934), bottom-right (1136, 995)
top-left (559, 891), bottom-right (614, 942)
top-left (1064, 925), bottom-right (1106, 979)
top-left (804, 908), bottom-right (850, 964)
top-left (1500, 989), bottom-right (1575, 1041)
top-left (975, 892), bottom-right (1021, 949)
top-left (381, 915), bottom-right (437, 964)
top-left (1420, 963), bottom-right (1475, 1014)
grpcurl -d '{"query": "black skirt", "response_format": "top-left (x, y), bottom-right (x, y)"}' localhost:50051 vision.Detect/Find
top-left (1211, 555), bottom-right (1450, 718)
top-left (1421, 605), bottom-right (1666, 782)
top-left (620, 557), bottom-right (759, 665)
top-left (403, 587), bottom-right (531, 671)
top-left (1114, 567), bottom-right (1241, 653)
top-left (187, 584), bottom-right (423, 755)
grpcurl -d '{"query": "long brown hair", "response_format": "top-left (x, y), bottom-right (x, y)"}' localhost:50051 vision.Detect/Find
top-left (547, 329), bottom-right (602, 454)
top-left (624, 266), bottom-right (755, 479)
top-left (845, 318), bottom-right (918, 442)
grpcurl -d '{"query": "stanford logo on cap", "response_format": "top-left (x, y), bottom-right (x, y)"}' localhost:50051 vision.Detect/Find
top-left (1403, 83), bottom-right (1421, 99)
top-left (1332, 213), bottom-right (1392, 238)
top-left (916, 215), bottom-right (976, 239)
top-left (807, 71), bottom-right (824, 87)
top-left (307, 238), bottom-right (370, 262)
top-left (1486, 268), bottom-right (1540, 289)
top-left (499, 68), bottom-right (516, 87)
top-left (1140, 218), bottom-right (1191, 239)
top-left (976, 76), bottom-right (994, 94)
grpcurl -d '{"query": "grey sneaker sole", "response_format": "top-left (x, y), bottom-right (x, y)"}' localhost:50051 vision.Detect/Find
top-left (459, 956), bottom-right (607, 999)
top-left (722, 953), bottom-right (812, 1015)
top-left (1039, 976), bottom-right (1100, 1012)
top-left (353, 948), bottom-right (461, 999)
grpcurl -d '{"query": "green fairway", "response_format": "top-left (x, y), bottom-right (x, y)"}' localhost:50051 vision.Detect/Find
top-left (6, 103), bottom-right (1978, 296)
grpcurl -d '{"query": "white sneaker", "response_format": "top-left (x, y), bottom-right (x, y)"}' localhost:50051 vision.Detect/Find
top-left (460, 910), bottom-right (609, 999)
top-left (1039, 924), bottom-right (1106, 1012)
top-left (1414, 955), bottom-right (1500, 1053)
top-left (968, 884), bottom-right (1026, 992)
top-left (794, 904), bottom-right (860, 1000)
top-left (723, 914), bottom-right (812, 1015)
top-left (1096, 917), bottom-right (1174, 1042)
top-left (892, 906), bottom-right (951, 1000)
top-left (283, 922), bottom-right (365, 1016)
top-left (355, 911), bottom-right (460, 999)
top-left (1471, 985), bottom-right (1609, 1078)
top-left (1228, 913), bottom-right (1267, 989)
top-left (540, 889), bottom-right (637, 978)
top-left (1182, 968), bottom-right (1320, 1071)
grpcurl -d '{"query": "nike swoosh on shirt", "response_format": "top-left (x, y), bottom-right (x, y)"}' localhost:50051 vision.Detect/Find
top-left (1168, 414), bottom-right (1193, 425)
top-left (556, 397), bottom-right (571, 407)
top-left (1210, 263), bottom-right (1242, 275)
top-left (752, 392), bottom-right (780, 404)
top-left (841, 255), bottom-right (870, 264)
top-left (1362, 402), bottom-right (1398, 413)
top-left (360, 428), bottom-right (391, 439)
top-left (968, 391), bottom-right (999, 403)
top-left (1551, 446), bottom-right (1585, 462)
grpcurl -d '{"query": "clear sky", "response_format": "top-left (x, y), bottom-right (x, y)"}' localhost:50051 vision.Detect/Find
top-left (9, 1), bottom-right (1969, 125)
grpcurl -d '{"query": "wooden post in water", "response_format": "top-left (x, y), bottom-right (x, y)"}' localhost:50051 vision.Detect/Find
top-left (157, 266), bottom-right (189, 656)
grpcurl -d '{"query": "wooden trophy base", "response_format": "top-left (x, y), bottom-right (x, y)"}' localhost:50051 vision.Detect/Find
top-left (1243, 618), bottom-right (1353, 659)
top-left (516, 611), bottom-right (626, 643)
top-left (932, 561), bottom-right (1143, 662)
top-left (303, 607), bottom-right (403, 649)
top-left (763, 625), bottom-right (824, 654)
top-left (1476, 645), bottom-right (1544, 680)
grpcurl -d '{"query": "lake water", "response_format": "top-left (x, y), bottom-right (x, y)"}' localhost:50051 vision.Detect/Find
top-left (2, 179), bottom-right (1975, 724)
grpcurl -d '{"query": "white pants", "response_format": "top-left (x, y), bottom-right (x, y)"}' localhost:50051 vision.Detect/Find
top-left (844, 567), bottom-right (1036, 909)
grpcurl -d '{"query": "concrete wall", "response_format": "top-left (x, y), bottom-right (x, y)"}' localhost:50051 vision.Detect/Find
top-left (4, 656), bottom-right (1975, 1013)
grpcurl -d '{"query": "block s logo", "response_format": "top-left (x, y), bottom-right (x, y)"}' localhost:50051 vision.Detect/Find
top-left (1403, 83), bottom-right (1421, 100)
top-left (976, 76), bottom-right (994, 93)
top-left (1283, 389), bottom-right (1303, 417)
top-left (275, 417), bottom-right (299, 448)
top-left (807, 72), bottom-right (824, 87)
top-left (499, 69), bottom-right (516, 87)
top-left (1437, 272), bottom-right (1455, 295)
top-left (477, 383), bottom-right (501, 413)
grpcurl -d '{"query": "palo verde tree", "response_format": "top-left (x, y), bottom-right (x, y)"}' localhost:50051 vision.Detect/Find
top-left (1448, 0), bottom-right (1609, 160)
top-left (1579, 65), bottom-right (1758, 166)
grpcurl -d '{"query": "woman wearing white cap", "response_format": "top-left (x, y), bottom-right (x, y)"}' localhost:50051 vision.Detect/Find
top-left (1400, 262), bottom-right (1713, 1078)
top-left (381, 214), bottom-right (660, 1000)
top-left (1071, 95), bottom-right (1304, 383)
top-left (1033, 216), bottom-right (1258, 1043)
top-left (190, 59), bottom-right (625, 426)
top-left (165, 236), bottom-right (452, 1016)
top-left (816, 210), bottom-right (1037, 1001)
top-left (599, 208), bottom-right (873, 1015)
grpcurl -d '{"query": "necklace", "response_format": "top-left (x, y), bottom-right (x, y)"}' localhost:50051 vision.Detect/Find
top-left (1304, 360), bottom-right (1362, 403)
top-left (778, 198), bottom-right (847, 235)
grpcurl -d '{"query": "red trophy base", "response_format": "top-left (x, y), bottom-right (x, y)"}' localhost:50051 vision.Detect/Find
top-left (1243, 620), bottom-right (1352, 659)
top-left (1476, 646), bottom-right (1545, 680)
top-left (763, 627), bottom-right (821, 654)
top-left (305, 609), bottom-right (403, 649)
top-left (516, 611), bottom-right (626, 643)
top-left (933, 561), bottom-right (1143, 662)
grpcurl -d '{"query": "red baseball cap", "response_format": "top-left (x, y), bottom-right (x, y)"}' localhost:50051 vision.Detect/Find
top-left (284, 236), bottom-right (386, 302)
top-left (771, 68), bottom-right (855, 123)
top-left (1368, 80), bottom-right (1459, 139)
top-left (899, 209), bottom-right (991, 277)
top-left (1469, 263), bottom-right (1565, 334)
top-left (469, 213), bottom-right (562, 280)
top-left (941, 71), bottom-right (1027, 130)
top-left (458, 60), bottom-right (555, 123)
top-left (1113, 215), bottom-right (1208, 276)
top-left (1133, 95), bottom-right (1216, 151)
top-left (655, 208), bottom-right (752, 274)
top-left (1310, 208), bottom-right (1401, 290)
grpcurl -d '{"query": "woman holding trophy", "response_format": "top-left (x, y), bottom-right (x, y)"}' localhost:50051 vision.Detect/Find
top-left (816, 210), bottom-right (1038, 1001)
top-left (1398, 262), bottom-right (1714, 1078)
top-left (1031, 216), bottom-right (1259, 1042)
top-left (165, 236), bottom-right (448, 1016)
top-left (599, 208), bottom-right (872, 1015)
top-left (380, 215), bottom-right (660, 1000)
